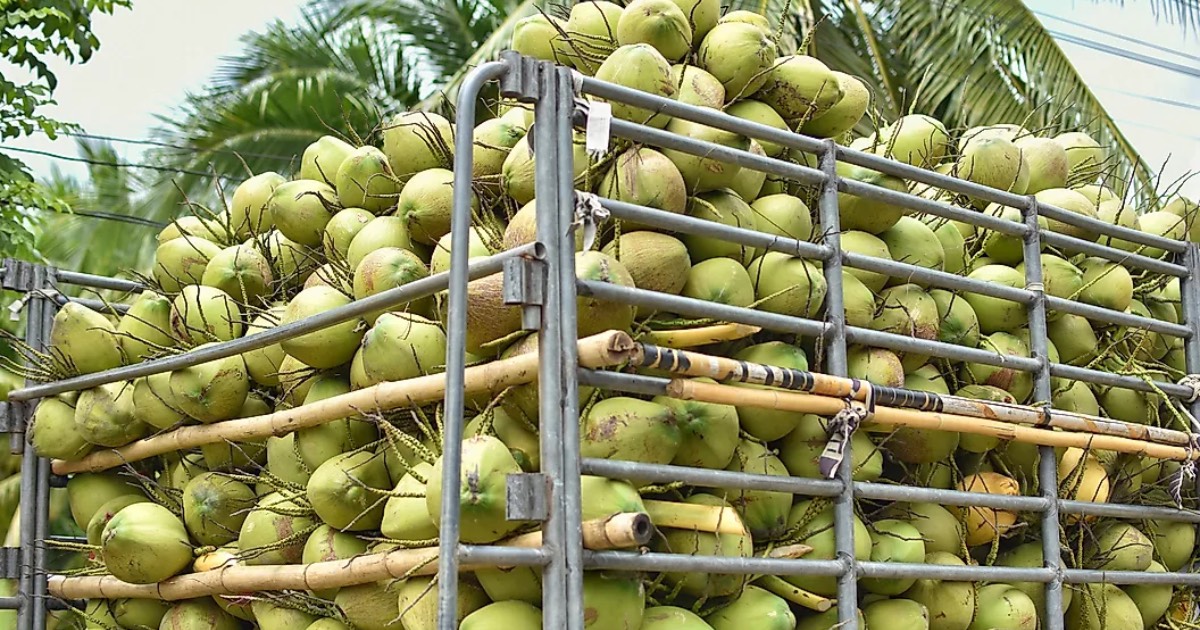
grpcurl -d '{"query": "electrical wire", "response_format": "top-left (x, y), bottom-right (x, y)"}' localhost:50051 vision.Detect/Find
top-left (1034, 10), bottom-right (1200, 64)
top-left (1047, 30), bottom-right (1200, 80)
top-left (31, 206), bottom-right (168, 229)
top-left (38, 129), bottom-right (296, 162)
top-left (0, 145), bottom-right (228, 179)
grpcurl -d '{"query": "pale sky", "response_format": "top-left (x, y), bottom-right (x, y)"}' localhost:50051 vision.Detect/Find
top-left (4, 0), bottom-right (1199, 200)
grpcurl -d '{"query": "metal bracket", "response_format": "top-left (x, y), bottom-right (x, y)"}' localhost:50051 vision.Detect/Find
top-left (499, 51), bottom-right (543, 103)
top-left (0, 547), bottom-right (19, 579)
top-left (2, 259), bottom-right (38, 292)
top-left (503, 257), bottom-right (547, 331)
top-left (0, 402), bottom-right (17, 433)
top-left (506, 473), bottom-right (549, 522)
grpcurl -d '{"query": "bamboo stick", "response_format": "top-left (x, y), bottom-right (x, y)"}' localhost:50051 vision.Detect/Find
top-left (635, 343), bottom-right (1195, 448)
top-left (643, 500), bottom-right (747, 535)
top-left (756, 575), bottom-right (834, 612)
top-left (764, 544), bottom-right (813, 560)
top-left (52, 331), bottom-right (637, 475)
top-left (666, 379), bottom-right (1200, 462)
top-left (641, 323), bottom-right (761, 349)
top-left (49, 512), bottom-right (651, 601)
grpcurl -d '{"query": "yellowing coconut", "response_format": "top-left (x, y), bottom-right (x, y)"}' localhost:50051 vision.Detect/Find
top-left (116, 290), bottom-right (176, 363)
top-left (1058, 448), bottom-right (1111, 518)
top-left (48, 301), bottom-right (124, 376)
top-left (300, 135), bottom-right (355, 183)
top-left (758, 55), bottom-right (842, 122)
top-left (801, 71), bottom-right (870, 138)
top-left (601, 231), bottom-right (692, 296)
top-left (954, 472), bottom-right (1020, 546)
top-left (1015, 136), bottom-right (1070, 193)
top-left (616, 0), bottom-right (692, 61)
top-left (352, 246), bottom-right (431, 323)
top-left (594, 43), bottom-right (678, 128)
top-left (697, 21), bottom-right (776, 100)
top-left (154, 235), bottom-right (222, 293)
top-left (671, 64), bottom-right (725, 108)
top-left (228, 171), bottom-right (285, 238)
top-left (748, 252), bottom-right (828, 318)
top-left (380, 111), bottom-right (454, 181)
top-left (663, 115), bottom-right (751, 193)
top-left (1054, 131), bottom-right (1107, 184)
top-left (598, 146), bottom-right (688, 222)
top-left (269, 180), bottom-right (337, 247)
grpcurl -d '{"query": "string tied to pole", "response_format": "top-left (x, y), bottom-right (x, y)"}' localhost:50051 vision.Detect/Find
top-left (818, 379), bottom-right (876, 479)
top-left (573, 192), bottom-right (610, 252)
top-left (1178, 374), bottom-right (1200, 403)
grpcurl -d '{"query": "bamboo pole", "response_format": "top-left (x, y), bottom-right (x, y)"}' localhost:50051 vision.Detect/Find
top-left (49, 513), bottom-right (651, 601)
top-left (642, 500), bottom-right (747, 535)
top-left (635, 343), bottom-right (1196, 448)
top-left (756, 575), bottom-right (834, 612)
top-left (52, 331), bottom-right (637, 475)
top-left (641, 323), bottom-right (761, 349)
top-left (666, 379), bottom-right (1200, 462)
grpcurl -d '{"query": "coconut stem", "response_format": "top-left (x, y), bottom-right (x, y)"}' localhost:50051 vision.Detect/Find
top-left (756, 575), bottom-right (834, 612)
top-left (642, 500), bottom-right (747, 536)
top-left (641, 323), bottom-right (762, 349)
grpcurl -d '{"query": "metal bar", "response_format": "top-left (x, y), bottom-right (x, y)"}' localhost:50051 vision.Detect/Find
top-left (1180, 243), bottom-right (1200, 503)
top-left (1037, 205), bottom-right (1187, 255)
top-left (436, 58), bottom-right (510, 630)
top-left (859, 561), bottom-right (1053, 583)
top-left (599, 197), bottom-right (832, 261)
top-left (1048, 363), bottom-right (1192, 398)
top-left (584, 551), bottom-right (845, 577)
top-left (32, 289), bottom-right (54, 630)
top-left (556, 66), bottom-right (585, 630)
top-left (1060, 499), bottom-right (1200, 522)
top-left (16, 265), bottom-right (48, 630)
top-left (1046, 295), bottom-right (1192, 337)
top-left (49, 295), bottom-right (129, 315)
top-left (581, 457), bottom-right (843, 497)
top-left (1040, 231), bottom-right (1187, 277)
top-left (1062, 569), bottom-right (1200, 586)
top-left (7, 242), bottom-right (539, 402)
top-left (0, 597), bottom-right (19, 610)
top-left (854, 482), bottom-right (1049, 511)
top-left (840, 178), bottom-right (1032, 237)
top-left (534, 62), bottom-right (568, 630)
top-left (458, 545), bottom-right (548, 567)
top-left (53, 270), bottom-right (144, 293)
top-left (842, 252), bottom-right (1035, 303)
top-left (578, 368), bottom-right (669, 397)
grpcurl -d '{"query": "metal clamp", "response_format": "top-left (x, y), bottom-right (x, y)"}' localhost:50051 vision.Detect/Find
top-left (499, 51), bottom-right (544, 103)
top-left (1, 259), bottom-right (42, 292)
top-left (503, 257), bottom-right (547, 331)
top-left (506, 472), bottom-right (550, 521)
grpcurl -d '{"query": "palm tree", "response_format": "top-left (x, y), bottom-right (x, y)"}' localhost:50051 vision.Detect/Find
top-left (144, 0), bottom-right (1195, 212)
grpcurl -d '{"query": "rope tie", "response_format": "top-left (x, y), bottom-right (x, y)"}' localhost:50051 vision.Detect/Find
top-left (573, 192), bottom-right (610, 252)
top-left (1172, 434), bottom-right (1200, 508)
top-left (7, 289), bottom-right (62, 321)
top-left (818, 381), bottom-right (876, 479)
top-left (1178, 374), bottom-right (1200, 403)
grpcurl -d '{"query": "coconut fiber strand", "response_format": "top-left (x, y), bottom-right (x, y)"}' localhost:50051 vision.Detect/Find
top-left (50, 512), bottom-right (651, 601)
top-left (52, 330), bottom-right (637, 475)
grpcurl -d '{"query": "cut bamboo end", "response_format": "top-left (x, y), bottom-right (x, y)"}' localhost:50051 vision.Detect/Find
top-left (757, 575), bottom-right (834, 612)
top-left (51, 331), bottom-right (636, 475)
top-left (643, 500), bottom-right (747, 536)
top-left (49, 513), bottom-right (649, 601)
top-left (642, 323), bottom-right (761, 349)
top-left (765, 544), bottom-right (814, 560)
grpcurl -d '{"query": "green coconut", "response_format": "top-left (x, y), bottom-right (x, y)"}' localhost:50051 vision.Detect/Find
top-left (397, 167), bottom-right (471, 245)
top-left (581, 397), bottom-right (681, 465)
top-left (85, 494), bottom-right (150, 547)
top-left (116, 290), bottom-right (176, 363)
top-left (963, 265), bottom-right (1028, 333)
top-left (241, 307), bottom-right (287, 387)
top-left (1078, 256), bottom-right (1133, 312)
top-left (1098, 383), bottom-right (1153, 425)
top-left (351, 247), bottom-right (431, 323)
top-left (575, 250), bottom-right (637, 337)
top-left (159, 599), bottom-right (241, 630)
top-left (784, 498), bottom-right (872, 596)
top-left (276, 288), bottom-right (358, 370)
top-left (169, 284), bottom-right (244, 344)
top-left (265, 433), bottom-right (312, 487)
top-left (430, 226), bottom-right (495, 275)
top-left (796, 608), bottom-right (867, 630)
top-left (111, 598), bottom-right (172, 630)
top-left (396, 576), bottom-right (490, 630)
top-left (472, 115), bottom-right (527, 182)
top-left (979, 204), bottom-right (1035, 265)
top-left (301, 525), bottom-right (371, 596)
top-left (930, 289), bottom-right (981, 348)
top-left (30, 395), bottom-right (92, 460)
top-left (332, 580), bottom-right (404, 630)
top-left (723, 100), bottom-right (789, 158)
top-left (672, 64), bottom-right (725, 108)
top-left (427, 435), bottom-right (523, 543)
top-left (840, 230), bottom-right (891, 292)
top-left (655, 494), bottom-right (753, 599)
top-left (501, 132), bottom-right (589, 206)
top-left (75, 381), bottom-right (146, 447)
top-left (717, 438), bottom-right (793, 540)
top-left (322, 207), bottom-right (374, 263)
top-left (697, 21), bottom-right (776, 99)
top-left (560, 1), bottom-right (623, 72)
top-left (101, 502), bottom-right (192, 583)
top-left (293, 378), bottom-right (376, 470)
top-left (960, 332), bottom-right (1033, 402)
top-left (729, 140), bottom-right (768, 202)
top-left (758, 55), bottom-right (841, 121)
top-left (253, 600), bottom-right (323, 630)
top-left (749, 252), bottom-right (828, 318)
top-left (847, 346), bottom-right (905, 388)
top-left (639, 606), bottom-right (713, 629)
top-left (1047, 313), bottom-right (1098, 366)
top-left (998, 541), bottom-right (1072, 620)
top-left (599, 147), bottom-right (689, 224)
top-left (157, 215), bottom-right (226, 245)
top-left (879, 215), bottom-right (945, 281)
top-left (956, 136), bottom-right (1029, 201)
top-left (602, 231), bottom-right (692, 296)
top-left (381, 461), bottom-right (438, 541)
top-left (681, 257), bottom-right (754, 307)
top-left (1054, 380), bottom-right (1101, 415)
top-left (1036, 187), bottom-right (1101, 242)
top-left (461, 601), bottom-right (542, 630)
top-left (705, 585), bottom-right (795, 630)
top-left (475, 562), bottom-right (543, 604)
top-left (306, 449), bottom-right (392, 531)
top-left (1015, 136), bottom-right (1070, 193)
top-left (168, 350), bottom-right (249, 423)
top-left (381, 111), bottom-right (454, 181)
top-left (683, 190), bottom-right (758, 262)
top-left (862, 519), bottom-right (927, 595)
top-left (270, 180), bottom-right (337, 247)
top-left (616, 0), bottom-right (692, 61)
top-left (898, 504), bottom-right (965, 556)
top-left (358, 312), bottom-right (446, 385)
top-left (200, 243), bottom-right (273, 304)
top-left (334, 146), bottom-right (400, 214)
top-left (779, 415), bottom-right (883, 481)
top-left (752, 193), bottom-right (814, 244)
top-left (969, 584), bottom-right (1037, 630)
top-left (300, 135), bottom-right (355, 183)
top-left (871, 284), bottom-right (940, 358)
top-left (954, 384), bottom-right (1016, 453)
top-left (1137, 210), bottom-right (1187, 258)
top-left (1085, 522), bottom-right (1153, 571)
top-left (887, 367), bottom-right (960, 464)
top-left (863, 598), bottom-right (930, 630)
top-left (656, 385), bottom-right (740, 470)
top-left (1149, 519), bottom-right (1195, 571)
top-left (199, 395), bottom-right (269, 471)
top-left (48, 301), bottom-right (124, 375)
top-left (154, 235), bottom-right (222, 293)
top-left (262, 229), bottom-right (316, 289)
top-left (664, 117), bottom-right (751, 193)
top-left (237, 491), bottom-right (316, 565)
top-left (68, 471), bottom-right (145, 530)
top-left (837, 162), bottom-right (909, 233)
top-left (801, 72), bottom-right (870, 138)
top-left (228, 172), bottom-right (285, 238)
top-left (927, 220), bottom-right (967, 274)
top-left (876, 114), bottom-right (951, 168)
top-left (183, 472), bottom-right (256, 546)
top-left (731, 342), bottom-right (811, 441)
top-left (843, 273), bottom-right (876, 328)
top-left (306, 618), bottom-right (353, 630)
top-left (510, 13), bottom-right (570, 64)
top-left (348, 217), bottom-right (419, 275)
top-left (1066, 583), bottom-right (1143, 630)
top-left (1054, 131), bottom-right (1107, 183)
top-left (593, 43), bottom-right (677, 128)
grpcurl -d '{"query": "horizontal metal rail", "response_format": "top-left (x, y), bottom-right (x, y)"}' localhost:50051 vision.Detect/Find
top-left (6, 244), bottom-right (541, 401)
top-left (53, 270), bottom-right (145, 294)
top-left (1040, 231), bottom-right (1187, 276)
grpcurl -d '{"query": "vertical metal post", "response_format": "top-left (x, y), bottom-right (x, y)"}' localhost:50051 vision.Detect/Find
top-left (819, 140), bottom-right (856, 627)
top-left (16, 264), bottom-right (48, 630)
top-left (1179, 243), bottom-right (1200, 500)
top-left (555, 66), bottom-right (585, 630)
top-left (533, 61), bottom-right (568, 630)
top-left (1021, 198), bottom-right (1064, 630)
top-left (437, 60), bottom-right (510, 630)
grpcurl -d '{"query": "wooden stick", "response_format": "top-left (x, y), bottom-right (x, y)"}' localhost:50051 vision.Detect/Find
top-left (642, 500), bottom-right (747, 535)
top-left (636, 344), bottom-right (1195, 448)
top-left (756, 575), bottom-right (834, 612)
top-left (764, 544), bottom-right (813, 560)
top-left (641, 323), bottom-right (761, 349)
top-left (52, 331), bottom-right (636, 475)
top-left (666, 379), bottom-right (1200, 462)
top-left (49, 512), bottom-right (651, 601)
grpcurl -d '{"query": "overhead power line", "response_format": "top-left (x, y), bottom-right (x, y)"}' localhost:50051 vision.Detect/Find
top-left (0, 145), bottom-right (228, 180)
top-left (32, 206), bottom-right (168, 229)
top-left (1047, 30), bottom-right (1200, 80)
top-left (39, 129), bottom-right (295, 162)
top-left (1035, 10), bottom-right (1200, 64)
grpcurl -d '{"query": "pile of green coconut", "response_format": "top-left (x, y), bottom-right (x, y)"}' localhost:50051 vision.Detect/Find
top-left (12, 1), bottom-right (1200, 629)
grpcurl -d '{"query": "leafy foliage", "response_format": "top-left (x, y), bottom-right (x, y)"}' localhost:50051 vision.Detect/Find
top-left (0, 0), bottom-right (129, 260)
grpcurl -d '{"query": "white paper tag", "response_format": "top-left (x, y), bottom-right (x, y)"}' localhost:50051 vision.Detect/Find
top-left (8, 297), bottom-right (26, 322)
top-left (586, 101), bottom-right (612, 160)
